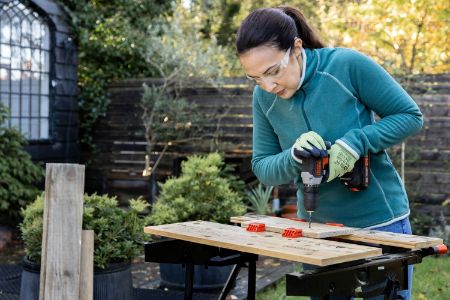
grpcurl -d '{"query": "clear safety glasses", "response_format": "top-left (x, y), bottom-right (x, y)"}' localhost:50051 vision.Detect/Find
top-left (246, 47), bottom-right (291, 85)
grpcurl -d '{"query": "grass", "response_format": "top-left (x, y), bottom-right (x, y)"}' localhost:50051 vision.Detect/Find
top-left (413, 255), bottom-right (450, 299)
top-left (256, 255), bottom-right (450, 300)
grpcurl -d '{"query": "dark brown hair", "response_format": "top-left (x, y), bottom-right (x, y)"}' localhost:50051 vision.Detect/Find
top-left (236, 5), bottom-right (325, 54)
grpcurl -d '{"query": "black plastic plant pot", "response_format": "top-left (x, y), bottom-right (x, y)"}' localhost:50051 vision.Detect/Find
top-left (20, 257), bottom-right (132, 300)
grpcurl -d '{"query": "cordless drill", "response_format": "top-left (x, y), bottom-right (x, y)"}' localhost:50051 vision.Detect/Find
top-left (293, 145), bottom-right (370, 228)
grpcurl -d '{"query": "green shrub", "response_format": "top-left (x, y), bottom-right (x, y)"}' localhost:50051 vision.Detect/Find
top-left (149, 153), bottom-right (246, 225)
top-left (19, 193), bottom-right (44, 262)
top-left (0, 104), bottom-right (43, 224)
top-left (20, 193), bottom-right (150, 269)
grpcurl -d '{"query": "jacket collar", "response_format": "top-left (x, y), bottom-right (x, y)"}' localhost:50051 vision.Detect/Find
top-left (298, 48), bottom-right (320, 90)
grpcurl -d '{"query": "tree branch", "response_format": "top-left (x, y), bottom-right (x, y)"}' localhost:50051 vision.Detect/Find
top-left (409, 9), bottom-right (428, 73)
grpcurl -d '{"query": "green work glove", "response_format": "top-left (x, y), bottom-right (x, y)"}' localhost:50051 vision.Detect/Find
top-left (291, 131), bottom-right (327, 163)
top-left (327, 143), bottom-right (358, 182)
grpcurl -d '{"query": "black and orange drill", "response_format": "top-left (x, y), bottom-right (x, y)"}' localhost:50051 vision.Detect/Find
top-left (294, 142), bottom-right (370, 228)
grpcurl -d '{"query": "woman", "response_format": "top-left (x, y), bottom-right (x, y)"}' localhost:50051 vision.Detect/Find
top-left (236, 5), bottom-right (423, 300)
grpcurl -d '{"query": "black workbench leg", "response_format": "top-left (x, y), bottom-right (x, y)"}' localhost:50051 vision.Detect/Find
top-left (218, 264), bottom-right (241, 300)
top-left (247, 260), bottom-right (256, 300)
top-left (184, 262), bottom-right (195, 300)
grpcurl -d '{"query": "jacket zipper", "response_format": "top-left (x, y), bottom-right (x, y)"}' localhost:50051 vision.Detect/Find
top-left (300, 89), bottom-right (311, 131)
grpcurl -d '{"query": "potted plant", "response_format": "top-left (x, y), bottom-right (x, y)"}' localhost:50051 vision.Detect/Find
top-left (148, 152), bottom-right (246, 291)
top-left (19, 193), bottom-right (150, 300)
top-left (246, 183), bottom-right (274, 215)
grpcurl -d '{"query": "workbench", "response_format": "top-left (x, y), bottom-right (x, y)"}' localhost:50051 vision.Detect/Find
top-left (144, 215), bottom-right (446, 300)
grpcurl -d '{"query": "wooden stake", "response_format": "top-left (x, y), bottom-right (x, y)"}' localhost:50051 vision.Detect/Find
top-left (39, 164), bottom-right (85, 300)
top-left (79, 230), bottom-right (94, 300)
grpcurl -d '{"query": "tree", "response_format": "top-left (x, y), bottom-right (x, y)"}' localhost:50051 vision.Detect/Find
top-left (304, 0), bottom-right (449, 75)
top-left (141, 3), bottom-right (235, 177)
top-left (181, 0), bottom-right (449, 75)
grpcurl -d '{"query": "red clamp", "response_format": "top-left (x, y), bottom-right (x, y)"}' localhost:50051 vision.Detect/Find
top-left (289, 217), bottom-right (307, 222)
top-left (246, 223), bottom-right (266, 232)
top-left (433, 244), bottom-right (448, 255)
top-left (282, 227), bottom-right (303, 238)
top-left (326, 222), bottom-right (344, 227)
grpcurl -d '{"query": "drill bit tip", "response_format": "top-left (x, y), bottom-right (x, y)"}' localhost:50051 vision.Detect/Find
top-left (308, 212), bottom-right (312, 228)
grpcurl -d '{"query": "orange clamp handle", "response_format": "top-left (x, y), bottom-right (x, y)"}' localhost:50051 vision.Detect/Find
top-left (326, 222), bottom-right (344, 227)
top-left (282, 228), bottom-right (303, 238)
top-left (246, 223), bottom-right (266, 232)
top-left (434, 244), bottom-right (448, 255)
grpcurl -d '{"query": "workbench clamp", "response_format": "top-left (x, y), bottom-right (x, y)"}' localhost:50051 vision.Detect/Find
top-left (286, 245), bottom-right (447, 300)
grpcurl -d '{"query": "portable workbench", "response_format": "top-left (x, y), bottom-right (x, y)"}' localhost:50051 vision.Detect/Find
top-left (144, 215), bottom-right (447, 300)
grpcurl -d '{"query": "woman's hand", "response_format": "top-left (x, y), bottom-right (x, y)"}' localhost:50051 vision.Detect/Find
top-left (327, 144), bottom-right (358, 182)
top-left (291, 131), bottom-right (328, 163)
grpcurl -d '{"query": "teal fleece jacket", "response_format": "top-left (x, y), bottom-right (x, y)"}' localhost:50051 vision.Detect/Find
top-left (251, 47), bottom-right (423, 228)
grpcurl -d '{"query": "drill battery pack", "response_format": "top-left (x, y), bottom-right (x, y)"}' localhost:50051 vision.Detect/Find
top-left (340, 154), bottom-right (370, 192)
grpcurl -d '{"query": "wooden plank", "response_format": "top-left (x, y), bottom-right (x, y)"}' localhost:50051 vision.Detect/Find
top-left (230, 215), bottom-right (443, 250)
top-left (144, 221), bottom-right (382, 266)
top-left (79, 230), bottom-right (94, 300)
top-left (234, 215), bottom-right (356, 238)
top-left (340, 230), bottom-right (443, 250)
top-left (39, 164), bottom-right (85, 300)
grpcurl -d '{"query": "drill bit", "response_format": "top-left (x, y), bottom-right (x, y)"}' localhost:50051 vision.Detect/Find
top-left (308, 211), bottom-right (312, 228)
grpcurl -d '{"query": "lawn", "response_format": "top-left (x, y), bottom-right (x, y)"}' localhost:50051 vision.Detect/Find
top-left (256, 256), bottom-right (450, 300)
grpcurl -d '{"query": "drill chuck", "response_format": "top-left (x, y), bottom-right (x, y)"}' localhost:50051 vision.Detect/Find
top-left (300, 157), bottom-right (324, 217)
top-left (303, 185), bottom-right (319, 212)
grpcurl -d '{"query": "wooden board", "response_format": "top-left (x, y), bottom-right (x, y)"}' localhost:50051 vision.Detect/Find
top-left (230, 215), bottom-right (443, 250)
top-left (144, 221), bottom-right (382, 266)
top-left (340, 230), bottom-right (443, 249)
top-left (79, 230), bottom-right (94, 300)
top-left (231, 215), bottom-right (356, 238)
top-left (40, 164), bottom-right (85, 300)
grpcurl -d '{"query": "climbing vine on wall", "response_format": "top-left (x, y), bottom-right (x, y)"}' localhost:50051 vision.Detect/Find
top-left (57, 0), bottom-right (172, 151)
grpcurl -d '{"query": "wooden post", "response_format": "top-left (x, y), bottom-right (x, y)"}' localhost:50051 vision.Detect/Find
top-left (79, 230), bottom-right (94, 300)
top-left (39, 164), bottom-right (85, 300)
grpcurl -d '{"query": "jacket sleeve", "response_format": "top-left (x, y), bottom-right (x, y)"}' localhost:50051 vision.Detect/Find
top-left (337, 51), bottom-right (423, 157)
top-left (251, 88), bottom-right (301, 186)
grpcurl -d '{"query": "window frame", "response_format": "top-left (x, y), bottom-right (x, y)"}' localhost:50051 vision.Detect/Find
top-left (0, 0), bottom-right (56, 144)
